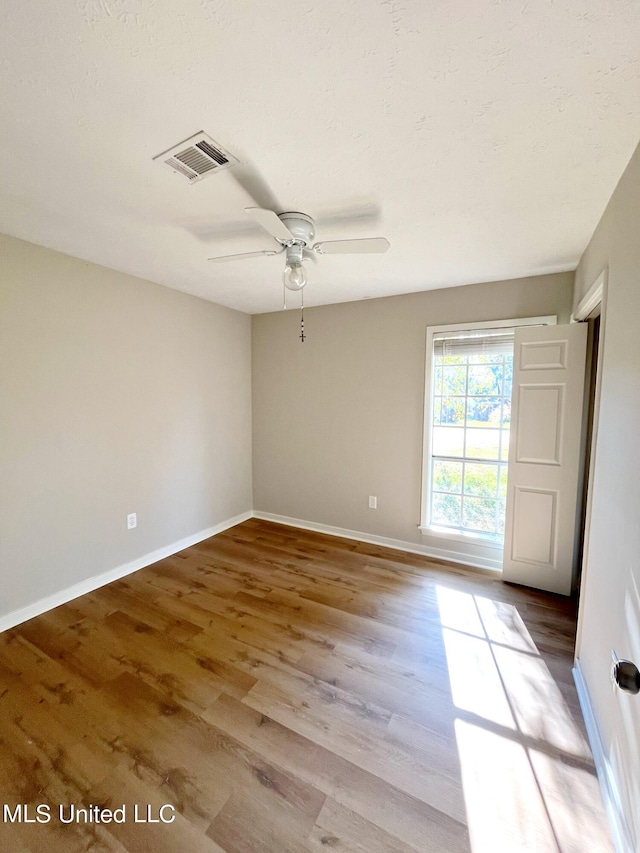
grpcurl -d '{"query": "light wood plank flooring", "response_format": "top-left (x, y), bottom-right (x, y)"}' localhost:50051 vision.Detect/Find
top-left (0, 519), bottom-right (613, 852)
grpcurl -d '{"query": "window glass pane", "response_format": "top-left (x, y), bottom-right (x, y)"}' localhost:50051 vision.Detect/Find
top-left (468, 365), bottom-right (502, 396)
top-left (501, 399), bottom-right (511, 427)
top-left (432, 493), bottom-right (462, 527)
top-left (466, 397), bottom-right (502, 426)
top-left (434, 365), bottom-right (443, 395)
top-left (471, 352), bottom-right (505, 364)
top-left (464, 463), bottom-right (498, 497)
top-left (441, 398), bottom-right (465, 426)
top-left (432, 427), bottom-right (464, 457)
top-left (433, 398), bottom-right (442, 425)
top-left (463, 497), bottom-right (498, 534)
top-left (433, 460), bottom-right (463, 493)
top-left (442, 365), bottom-right (467, 394)
top-left (499, 466), bottom-right (508, 500)
top-left (442, 354), bottom-right (466, 365)
top-left (500, 431), bottom-right (510, 461)
top-left (503, 361), bottom-right (513, 397)
top-left (498, 501), bottom-right (506, 535)
top-left (465, 428), bottom-right (500, 460)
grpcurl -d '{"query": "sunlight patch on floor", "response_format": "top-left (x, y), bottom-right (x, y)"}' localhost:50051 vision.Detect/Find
top-left (491, 644), bottom-right (590, 758)
top-left (435, 586), bottom-right (485, 637)
top-left (455, 719), bottom-right (557, 852)
top-left (474, 595), bottom-right (538, 654)
top-left (441, 628), bottom-right (516, 728)
top-left (436, 584), bottom-right (604, 852)
top-left (528, 748), bottom-right (615, 852)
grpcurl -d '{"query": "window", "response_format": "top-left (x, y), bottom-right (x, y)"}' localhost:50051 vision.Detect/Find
top-left (421, 317), bottom-right (556, 546)
top-left (430, 329), bottom-right (513, 540)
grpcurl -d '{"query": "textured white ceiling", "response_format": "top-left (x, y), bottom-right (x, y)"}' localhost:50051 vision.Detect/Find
top-left (1, 1), bottom-right (640, 313)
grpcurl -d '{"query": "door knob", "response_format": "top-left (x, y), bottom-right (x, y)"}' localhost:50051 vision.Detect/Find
top-left (612, 657), bottom-right (640, 695)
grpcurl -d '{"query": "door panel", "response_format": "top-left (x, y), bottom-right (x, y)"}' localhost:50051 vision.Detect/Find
top-left (502, 323), bottom-right (588, 595)
top-left (516, 384), bottom-right (563, 464)
top-left (511, 487), bottom-right (557, 566)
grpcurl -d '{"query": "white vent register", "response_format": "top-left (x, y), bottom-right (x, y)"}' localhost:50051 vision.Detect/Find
top-left (153, 132), bottom-right (237, 183)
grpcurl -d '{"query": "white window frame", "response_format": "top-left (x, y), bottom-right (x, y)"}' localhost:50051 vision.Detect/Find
top-left (420, 315), bottom-right (557, 545)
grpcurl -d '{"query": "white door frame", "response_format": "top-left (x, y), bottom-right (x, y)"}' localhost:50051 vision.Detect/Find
top-left (573, 268), bottom-right (608, 659)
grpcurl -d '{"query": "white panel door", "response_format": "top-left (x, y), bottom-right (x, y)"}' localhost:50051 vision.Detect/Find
top-left (502, 323), bottom-right (588, 595)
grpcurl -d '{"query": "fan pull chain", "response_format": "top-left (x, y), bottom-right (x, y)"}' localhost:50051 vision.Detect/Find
top-left (299, 288), bottom-right (306, 343)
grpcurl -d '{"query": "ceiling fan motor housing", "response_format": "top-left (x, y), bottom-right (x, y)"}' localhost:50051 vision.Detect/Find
top-left (278, 212), bottom-right (315, 250)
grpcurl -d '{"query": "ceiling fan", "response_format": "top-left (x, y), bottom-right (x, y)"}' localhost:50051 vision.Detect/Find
top-left (208, 207), bottom-right (390, 292)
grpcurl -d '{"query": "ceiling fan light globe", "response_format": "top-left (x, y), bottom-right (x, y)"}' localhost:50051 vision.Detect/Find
top-left (283, 263), bottom-right (307, 291)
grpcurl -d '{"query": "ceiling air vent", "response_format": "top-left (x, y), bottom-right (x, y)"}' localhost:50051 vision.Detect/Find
top-left (153, 132), bottom-right (238, 184)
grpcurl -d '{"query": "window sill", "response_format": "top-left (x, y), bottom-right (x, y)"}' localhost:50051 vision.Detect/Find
top-left (419, 524), bottom-right (504, 549)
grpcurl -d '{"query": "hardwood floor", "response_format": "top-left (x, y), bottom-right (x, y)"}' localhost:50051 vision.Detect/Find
top-left (0, 519), bottom-right (613, 852)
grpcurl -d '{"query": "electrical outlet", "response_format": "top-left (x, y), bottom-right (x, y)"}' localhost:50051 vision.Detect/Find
top-left (127, 513), bottom-right (137, 530)
top-left (368, 496), bottom-right (377, 509)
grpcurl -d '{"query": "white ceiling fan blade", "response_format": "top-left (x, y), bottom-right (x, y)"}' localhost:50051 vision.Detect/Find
top-left (208, 249), bottom-right (280, 262)
top-left (244, 207), bottom-right (295, 242)
top-left (313, 237), bottom-right (390, 255)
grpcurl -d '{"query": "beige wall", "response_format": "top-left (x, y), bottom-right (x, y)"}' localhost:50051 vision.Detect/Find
top-left (0, 233), bottom-right (252, 621)
top-left (252, 272), bottom-right (573, 560)
top-left (574, 141), bottom-right (640, 848)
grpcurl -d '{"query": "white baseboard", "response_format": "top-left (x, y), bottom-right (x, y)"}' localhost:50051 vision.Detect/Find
top-left (1, 507), bottom-right (498, 634)
top-left (252, 511), bottom-right (502, 573)
top-left (0, 510), bottom-right (252, 634)
top-left (573, 659), bottom-right (634, 853)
